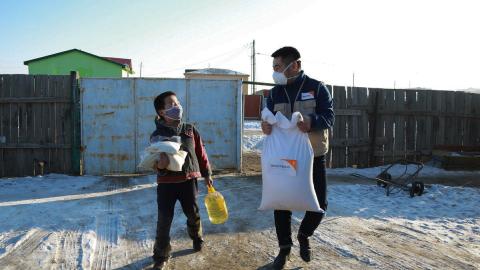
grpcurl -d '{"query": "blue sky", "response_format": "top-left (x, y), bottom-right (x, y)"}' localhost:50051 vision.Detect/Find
top-left (1, 0), bottom-right (479, 91)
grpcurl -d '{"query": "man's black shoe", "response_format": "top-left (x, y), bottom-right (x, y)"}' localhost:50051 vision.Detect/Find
top-left (152, 256), bottom-right (170, 270)
top-left (297, 233), bottom-right (311, 262)
top-left (193, 237), bottom-right (204, 252)
top-left (272, 248), bottom-right (291, 270)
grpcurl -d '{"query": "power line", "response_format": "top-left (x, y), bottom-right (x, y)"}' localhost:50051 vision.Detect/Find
top-left (145, 44), bottom-right (250, 77)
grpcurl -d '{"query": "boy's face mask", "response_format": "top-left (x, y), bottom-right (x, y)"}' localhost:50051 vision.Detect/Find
top-left (164, 104), bottom-right (183, 120)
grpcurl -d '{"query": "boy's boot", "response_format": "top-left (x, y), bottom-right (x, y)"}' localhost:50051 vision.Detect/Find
top-left (272, 247), bottom-right (291, 270)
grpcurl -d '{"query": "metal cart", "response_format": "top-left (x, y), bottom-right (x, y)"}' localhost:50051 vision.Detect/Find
top-left (351, 160), bottom-right (425, 197)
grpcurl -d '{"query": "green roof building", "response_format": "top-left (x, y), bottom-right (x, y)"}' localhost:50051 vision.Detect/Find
top-left (24, 49), bottom-right (133, 77)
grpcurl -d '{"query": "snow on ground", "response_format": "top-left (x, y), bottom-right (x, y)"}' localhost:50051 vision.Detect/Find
top-left (243, 120), bottom-right (264, 153)
top-left (243, 120), bottom-right (261, 131)
top-left (0, 173), bottom-right (479, 269)
top-left (0, 120), bottom-right (478, 269)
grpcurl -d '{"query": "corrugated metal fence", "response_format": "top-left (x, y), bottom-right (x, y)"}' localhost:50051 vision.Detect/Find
top-left (80, 78), bottom-right (243, 175)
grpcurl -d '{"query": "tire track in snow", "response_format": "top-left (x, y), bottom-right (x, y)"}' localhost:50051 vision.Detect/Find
top-left (90, 181), bottom-right (120, 270)
top-left (51, 229), bottom-right (82, 270)
top-left (0, 229), bottom-right (51, 269)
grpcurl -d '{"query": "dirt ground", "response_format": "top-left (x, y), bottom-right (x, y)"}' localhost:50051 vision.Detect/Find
top-left (0, 152), bottom-right (478, 269)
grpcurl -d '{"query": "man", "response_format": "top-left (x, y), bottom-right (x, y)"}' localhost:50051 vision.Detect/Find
top-left (261, 47), bottom-right (334, 269)
top-left (151, 91), bottom-right (213, 270)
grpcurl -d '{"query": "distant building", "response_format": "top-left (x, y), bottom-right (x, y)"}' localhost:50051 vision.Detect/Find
top-left (184, 68), bottom-right (249, 95)
top-left (24, 49), bottom-right (133, 78)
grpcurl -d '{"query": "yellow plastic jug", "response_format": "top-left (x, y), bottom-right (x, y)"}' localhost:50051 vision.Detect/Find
top-left (204, 185), bottom-right (228, 224)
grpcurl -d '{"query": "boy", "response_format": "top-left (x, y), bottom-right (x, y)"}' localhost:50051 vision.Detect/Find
top-left (150, 91), bottom-right (213, 270)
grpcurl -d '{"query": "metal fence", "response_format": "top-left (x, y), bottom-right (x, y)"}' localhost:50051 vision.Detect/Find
top-left (80, 78), bottom-right (243, 175)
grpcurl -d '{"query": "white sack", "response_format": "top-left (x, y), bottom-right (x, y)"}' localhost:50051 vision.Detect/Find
top-left (138, 141), bottom-right (187, 172)
top-left (259, 107), bottom-right (323, 212)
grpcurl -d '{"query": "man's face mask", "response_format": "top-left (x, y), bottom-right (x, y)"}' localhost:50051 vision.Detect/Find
top-left (164, 104), bottom-right (183, 120)
top-left (272, 61), bottom-right (294, 85)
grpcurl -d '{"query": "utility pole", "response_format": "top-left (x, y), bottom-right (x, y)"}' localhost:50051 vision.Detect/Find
top-left (140, 62), bottom-right (143, 78)
top-left (251, 40), bottom-right (256, 95)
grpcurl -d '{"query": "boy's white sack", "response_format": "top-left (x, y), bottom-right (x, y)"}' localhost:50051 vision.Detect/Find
top-left (138, 141), bottom-right (187, 172)
top-left (259, 107), bottom-right (323, 212)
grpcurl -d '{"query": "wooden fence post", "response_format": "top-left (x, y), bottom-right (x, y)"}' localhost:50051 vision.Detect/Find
top-left (70, 71), bottom-right (81, 175)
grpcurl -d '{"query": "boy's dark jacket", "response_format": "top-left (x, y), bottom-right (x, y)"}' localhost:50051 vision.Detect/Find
top-left (150, 118), bottom-right (212, 183)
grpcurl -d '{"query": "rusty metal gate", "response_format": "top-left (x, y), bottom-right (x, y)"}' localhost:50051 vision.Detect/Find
top-left (80, 78), bottom-right (242, 175)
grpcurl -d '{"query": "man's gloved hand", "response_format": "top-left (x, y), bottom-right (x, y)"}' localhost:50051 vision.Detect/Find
top-left (297, 115), bottom-right (311, 133)
top-left (261, 121), bottom-right (272, 135)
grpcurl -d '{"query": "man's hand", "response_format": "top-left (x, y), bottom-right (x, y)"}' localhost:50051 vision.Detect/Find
top-left (261, 121), bottom-right (272, 135)
top-left (297, 116), bottom-right (312, 133)
top-left (204, 176), bottom-right (213, 187)
top-left (155, 152), bottom-right (170, 170)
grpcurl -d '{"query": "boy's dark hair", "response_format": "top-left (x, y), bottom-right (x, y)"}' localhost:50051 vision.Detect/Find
top-left (271, 46), bottom-right (301, 64)
top-left (154, 91), bottom-right (176, 113)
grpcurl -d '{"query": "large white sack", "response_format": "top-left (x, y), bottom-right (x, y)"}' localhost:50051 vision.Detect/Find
top-left (166, 150), bottom-right (188, 171)
top-left (138, 141), bottom-right (187, 172)
top-left (259, 108), bottom-right (323, 212)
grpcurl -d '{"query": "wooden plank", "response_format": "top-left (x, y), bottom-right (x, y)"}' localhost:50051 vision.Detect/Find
top-left (454, 91), bottom-right (466, 146)
top-left (394, 89), bottom-right (406, 160)
top-left (325, 84), bottom-right (333, 168)
top-left (0, 143), bottom-right (71, 149)
top-left (424, 90), bottom-right (434, 156)
top-left (346, 87), bottom-right (357, 167)
top-left (0, 75), bottom-right (6, 177)
top-left (32, 75), bottom-right (49, 176)
top-left (16, 75), bottom-right (31, 175)
top-left (470, 94), bottom-right (480, 146)
top-left (405, 90), bottom-right (416, 161)
top-left (357, 87), bottom-right (369, 167)
top-left (383, 88), bottom-right (395, 164)
top-left (9, 76), bottom-right (21, 176)
top-left (415, 90), bottom-right (427, 161)
top-left (367, 88), bottom-right (385, 166)
top-left (463, 93), bottom-right (473, 146)
top-left (334, 109), bottom-right (362, 116)
top-left (56, 75), bottom-right (73, 174)
top-left (0, 97), bottom-right (71, 103)
top-left (332, 85), bottom-right (347, 168)
top-left (444, 91), bottom-right (456, 145)
top-left (434, 91), bottom-right (446, 146)
top-left (331, 136), bottom-right (388, 147)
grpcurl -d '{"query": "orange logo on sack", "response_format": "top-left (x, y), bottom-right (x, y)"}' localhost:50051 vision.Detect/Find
top-left (281, 159), bottom-right (297, 171)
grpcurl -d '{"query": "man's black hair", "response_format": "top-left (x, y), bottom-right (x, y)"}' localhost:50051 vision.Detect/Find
top-left (154, 91), bottom-right (176, 113)
top-left (271, 46), bottom-right (301, 64)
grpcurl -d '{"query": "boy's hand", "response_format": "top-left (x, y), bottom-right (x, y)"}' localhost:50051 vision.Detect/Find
top-left (155, 153), bottom-right (170, 170)
top-left (204, 176), bottom-right (213, 187)
top-left (261, 121), bottom-right (272, 135)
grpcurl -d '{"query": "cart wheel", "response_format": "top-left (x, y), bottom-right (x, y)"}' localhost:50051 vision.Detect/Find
top-left (378, 172), bottom-right (391, 188)
top-left (413, 181), bottom-right (424, 196)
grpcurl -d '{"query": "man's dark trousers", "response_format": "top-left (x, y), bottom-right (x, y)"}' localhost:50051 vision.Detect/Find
top-left (274, 156), bottom-right (327, 248)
